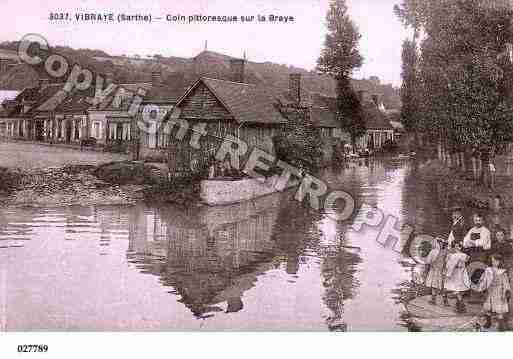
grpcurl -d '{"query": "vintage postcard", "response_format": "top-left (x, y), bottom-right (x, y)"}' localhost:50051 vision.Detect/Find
top-left (1, 0), bottom-right (513, 352)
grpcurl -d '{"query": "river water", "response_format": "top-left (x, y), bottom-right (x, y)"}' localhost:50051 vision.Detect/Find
top-left (1, 158), bottom-right (505, 331)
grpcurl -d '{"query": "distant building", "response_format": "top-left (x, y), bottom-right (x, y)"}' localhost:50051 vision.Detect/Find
top-left (0, 89), bottom-right (20, 137)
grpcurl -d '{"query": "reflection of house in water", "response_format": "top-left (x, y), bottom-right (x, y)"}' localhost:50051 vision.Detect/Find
top-left (127, 194), bottom-right (282, 318)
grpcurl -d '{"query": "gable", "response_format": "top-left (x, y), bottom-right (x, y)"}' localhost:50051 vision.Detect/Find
top-left (179, 82), bottom-right (233, 121)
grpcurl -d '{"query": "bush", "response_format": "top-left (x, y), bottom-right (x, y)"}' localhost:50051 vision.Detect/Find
top-left (0, 167), bottom-right (23, 194)
top-left (274, 109), bottom-right (323, 173)
top-left (94, 161), bottom-right (159, 185)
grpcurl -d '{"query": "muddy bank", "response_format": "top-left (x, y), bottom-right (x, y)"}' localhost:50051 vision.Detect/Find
top-left (0, 165), bottom-right (145, 207)
top-left (417, 159), bottom-right (513, 212)
top-left (0, 162), bottom-right (199, 208)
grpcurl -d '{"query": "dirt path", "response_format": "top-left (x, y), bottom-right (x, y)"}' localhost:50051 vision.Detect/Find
top-left (0, 141), bottom-right (128, 169)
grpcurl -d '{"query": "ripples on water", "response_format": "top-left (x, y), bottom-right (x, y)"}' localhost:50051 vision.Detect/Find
top-left (2, 159), bottom-right (508, 331)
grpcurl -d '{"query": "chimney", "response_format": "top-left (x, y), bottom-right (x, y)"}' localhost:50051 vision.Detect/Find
top-left (151, 70), bottom-right (162, 86)
top-left (229, 58), bottom-right (245, 83)
top-left (39, 78), bottom-right (50, 90)
top-left (289, 73), bottom-right (301, 105)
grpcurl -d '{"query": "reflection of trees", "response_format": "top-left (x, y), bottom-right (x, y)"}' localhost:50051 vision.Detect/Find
top-left (320, 242), bottom-right (362, 331)
top-left (273, 193), bottom-right (323, 275)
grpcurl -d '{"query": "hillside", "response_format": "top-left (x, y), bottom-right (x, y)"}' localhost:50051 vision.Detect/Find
top-left (0, 42), bottom-right (401, 109)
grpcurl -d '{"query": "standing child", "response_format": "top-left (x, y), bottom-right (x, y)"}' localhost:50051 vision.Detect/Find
top-left (445, 242), bottom-right (471, 313)
top-left (425, 238), bottom-right (449, 306)
top-left (479, 254), bottom-right (511, 331)
top-left (492, 228), bottom-right (512, 256)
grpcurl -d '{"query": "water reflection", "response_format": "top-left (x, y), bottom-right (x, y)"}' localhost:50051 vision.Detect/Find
top-left (127, 195), bottom-right (283, 319)
top-left (0, 158), bottom-right (465, 331)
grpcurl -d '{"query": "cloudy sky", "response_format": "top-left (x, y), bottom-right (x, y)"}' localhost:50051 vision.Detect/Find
top-left (0, 0), bottom-right (411, 86)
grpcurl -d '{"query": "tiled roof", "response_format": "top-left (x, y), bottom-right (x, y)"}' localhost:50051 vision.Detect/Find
top-left (308, 92), bottom-right (392, 130)
top-left (55, 87), bottom-right (96, 114)
top-left (31, 84), bottom-right (68, 113)
top-left (143, 83), bottom-right (190, 103)
top-left (361, 100), bottom-right (393, 130)
top-left (186, 77), bottom-right (287, 125)
top-left (15, 87), bottom-right (43, 102)
top-left (310, 106), bottom-right (340, 128)
top-left (96, 83), bottom-right (152, 111)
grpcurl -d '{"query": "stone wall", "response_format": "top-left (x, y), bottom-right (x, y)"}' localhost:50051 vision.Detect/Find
top-left (200, 175), bottom-right (297, 206)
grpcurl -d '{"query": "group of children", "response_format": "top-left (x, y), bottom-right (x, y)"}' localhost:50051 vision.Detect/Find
top-left (421, 207), bottom-right (512, 330)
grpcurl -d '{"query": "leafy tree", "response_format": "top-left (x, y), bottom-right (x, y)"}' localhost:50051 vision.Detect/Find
top-left (317, 0), bottom-right (365, 148)
top-left (396, 0), bottom-right (513, 164)
top-left (400, 39), bottom-right (419, 134)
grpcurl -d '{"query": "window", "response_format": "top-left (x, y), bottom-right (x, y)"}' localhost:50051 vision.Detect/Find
top-left (109, 123), bottom-right (116, 140)
top-left (93, 122), bottom-right (100, 139)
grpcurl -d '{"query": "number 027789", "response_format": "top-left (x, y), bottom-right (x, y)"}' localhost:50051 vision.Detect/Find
top-left (17, 345), bottom-right (49, 353)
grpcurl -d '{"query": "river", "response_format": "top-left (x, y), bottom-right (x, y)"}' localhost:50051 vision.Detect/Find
top-left (1, 158), bottom-right (503, 331)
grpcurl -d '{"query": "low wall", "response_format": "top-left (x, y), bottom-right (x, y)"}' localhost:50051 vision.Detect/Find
top-left (200, 175), bottom-right (297, 206)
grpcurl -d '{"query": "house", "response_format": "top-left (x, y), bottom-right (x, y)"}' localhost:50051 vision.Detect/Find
top-left (135, 71), bottom-right (190, 159)
top-left (88, 81), bottom-right (152, 146)
top-left (163, 58), bottom-right (287, 174)
top-left (86, 69), bottom-right (188, 157)
top-left (0, 80), bottom-right (63, 141)
top-left (275, 73), bottom-right (350, 164)
top-left (0, 50), bottom-right (20, 75)
top-left (355, 91), bottom-right (395, 151)
top-left (385, 109), bottom-right (406, 139)
top-left (0, 89), bottom-right (20, 137)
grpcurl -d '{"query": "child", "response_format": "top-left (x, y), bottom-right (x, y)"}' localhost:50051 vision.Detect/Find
top-left (445, 242), bottom-right (471, 313)
top-left (425, 238), bottom-right (449, 306)
top-left (479, 254), bottom-right (511, 331)
top-left (492, 228), bottom-right (512, 256)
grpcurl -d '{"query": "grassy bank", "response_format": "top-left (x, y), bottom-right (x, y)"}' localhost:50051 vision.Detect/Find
top-left (417, 158), bottom-right (513, 212)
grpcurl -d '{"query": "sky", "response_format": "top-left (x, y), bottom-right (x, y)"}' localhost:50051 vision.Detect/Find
top-left (0, 0), bottom-right (412, 86)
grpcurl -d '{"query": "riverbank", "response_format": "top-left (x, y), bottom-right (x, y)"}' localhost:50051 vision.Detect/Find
top-left (0, 165), bottom-right (145, 207)
top-left (417, 158), bottom-right (513, 212)
top-left (0, 162), bottom-right (201, 207)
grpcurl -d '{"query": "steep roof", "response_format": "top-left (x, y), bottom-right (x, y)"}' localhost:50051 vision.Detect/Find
top-left (29, 84), bottom-right (68, 114)
top-left (54, 87), bottom-right (96, 114)
top-left (143, 83), bottom-right (190, 103)
top-left (176, 77), bottom-right (287, 125)
top-left (361, 100), bottom-right (393, 130)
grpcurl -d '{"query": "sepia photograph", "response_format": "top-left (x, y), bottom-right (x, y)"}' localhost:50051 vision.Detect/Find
top-left (1, 0), bottom-right (513, 356)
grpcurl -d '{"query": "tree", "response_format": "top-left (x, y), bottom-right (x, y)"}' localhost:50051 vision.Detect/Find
top-left (400, 39), bottom-right (419, 135)
top-left (395, 0), bottom-right (513, 179)
top-left (317, 0), bottom-right (365, 149)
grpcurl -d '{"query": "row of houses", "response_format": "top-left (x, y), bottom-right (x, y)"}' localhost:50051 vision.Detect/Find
top-left (0, 51), bottom-right (398, 171)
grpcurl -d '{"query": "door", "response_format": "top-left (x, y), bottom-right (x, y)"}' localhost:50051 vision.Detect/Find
top-left (65, 119), bottom-right (72, 143)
